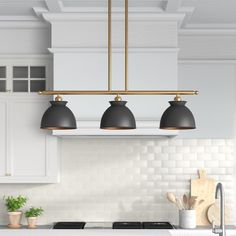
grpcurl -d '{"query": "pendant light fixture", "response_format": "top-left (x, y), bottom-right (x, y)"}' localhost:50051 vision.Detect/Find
top-left (100, 95), bottom-right (136, 129)
top-left (39, 0), bottom-right (198, 132)
top-left (100, 0), bottom-right (136, 130)
top-left (160, 95), bottom-right (196, 130)
top-left (40, 95), bottom-right (77, 130)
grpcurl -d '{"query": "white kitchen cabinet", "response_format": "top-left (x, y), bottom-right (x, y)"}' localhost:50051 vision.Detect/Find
top-left (0, 57), bottom-right (59, 183)
top-left (0, 99), bottom-right (7, 177)
top-left (0, 94), bottom-right (59, 183)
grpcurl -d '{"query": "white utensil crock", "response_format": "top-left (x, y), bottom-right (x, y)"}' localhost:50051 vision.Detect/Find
top-left (179, 210), bottom-right (196, 229)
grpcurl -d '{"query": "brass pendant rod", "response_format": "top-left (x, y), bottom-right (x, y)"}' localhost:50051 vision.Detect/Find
top-left (125, 0), bottom-right (128, 91)
top-left (108, 0), bottom-right (112, 91)
top-left (39, 90), bottom-right (199, 95)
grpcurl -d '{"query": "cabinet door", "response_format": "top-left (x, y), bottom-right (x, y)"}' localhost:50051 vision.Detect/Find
top-left (0, 99), bottom-right (7, 176)
top-left (6, 97), bottom-right (59, 183)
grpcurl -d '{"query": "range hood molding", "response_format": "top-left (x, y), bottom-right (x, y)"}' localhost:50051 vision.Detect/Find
top-left (52, 119), bottom-right (178, 137)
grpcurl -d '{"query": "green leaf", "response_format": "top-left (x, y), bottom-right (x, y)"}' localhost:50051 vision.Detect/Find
top-left (25, 207), bottom-right (44, 217)
top-left (3, 195), bottom-right (27, 212)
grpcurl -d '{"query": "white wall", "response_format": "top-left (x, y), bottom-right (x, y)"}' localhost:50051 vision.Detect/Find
top-left (0, 22), bottom-right (50, 55)
top-left (0, 139), bottom-right (234, 225)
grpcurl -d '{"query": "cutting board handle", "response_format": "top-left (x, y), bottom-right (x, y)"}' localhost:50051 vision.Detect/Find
top-left (198, 169), bottom-right (207, 179)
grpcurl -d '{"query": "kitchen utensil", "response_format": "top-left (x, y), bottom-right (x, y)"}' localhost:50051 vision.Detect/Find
top-left (176, 197), bottom-right (185, 210)
top-left (166, 192), bottom-right (182, 210)
top-left (197, 199), bottom-right (205, 207)
top-left (191, 169), bottom-right (216, 225)
top-left (188, 196), bottom-right (197, 209)
top-left (207, 201), bottom-right (230, 225)
top-left (191, 198), bottom-right (205, 210)
top-left (190, 199), bottom-right (197, 210)
top-left (183, 194), bottom-right (189, 210)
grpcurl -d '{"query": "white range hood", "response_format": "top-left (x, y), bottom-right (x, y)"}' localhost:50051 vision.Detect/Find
top-left (42, 11), bottom-right (185, 136)
top-left (53, 119), bottom-right (178, 137)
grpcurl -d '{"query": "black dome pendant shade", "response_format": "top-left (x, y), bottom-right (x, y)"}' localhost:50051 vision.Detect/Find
top-left (41, 96), bottom-right (77, 130)
top-left (100, 96), bottom-right (136, 130)
top-left (160, 96), bottom-right (196, 130)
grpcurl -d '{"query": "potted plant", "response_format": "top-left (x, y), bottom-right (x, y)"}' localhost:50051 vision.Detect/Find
top-left (25, 207), bottom-right (44, 229)
top-left (3, 195), bottom-right (27, 228)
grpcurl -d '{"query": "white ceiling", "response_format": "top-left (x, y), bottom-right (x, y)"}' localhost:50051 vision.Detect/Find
top-left (0, 0), bottom-right (235, 28)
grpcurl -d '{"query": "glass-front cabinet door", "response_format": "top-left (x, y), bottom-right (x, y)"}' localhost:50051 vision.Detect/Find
top-left (0, 57), bottom-right (51, 95)
top-left (13, 66), bottom-right (46, 93)
top-left (0, 66), bottom-right (7, 92)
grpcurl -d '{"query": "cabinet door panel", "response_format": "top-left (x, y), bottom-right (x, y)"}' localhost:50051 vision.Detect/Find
top-left (0, 101), bottom-right (7, 176)
top-left (10, 100), bottom-right (48, 176)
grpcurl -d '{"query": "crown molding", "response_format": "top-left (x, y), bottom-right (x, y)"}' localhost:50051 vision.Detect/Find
top-left (179, 59), bottom-right (236, 64)
top-left (48, 47), bottom-right (179, 54)
top-left (0, 54), bottom-right (52, 59)
top-left (0, 15), bottom-right (49, 28)
top-left (0, 21), bottom-right (48, 29)
top-left (42, 12), bottom-right (185, 23)
top-left (185, 23), bottom-right (236, 29)
top-left (179, 29), bottom-right (236, 36)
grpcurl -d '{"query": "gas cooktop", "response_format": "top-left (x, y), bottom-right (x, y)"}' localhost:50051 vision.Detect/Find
top-left (53, 222), bottom-right (175, 229)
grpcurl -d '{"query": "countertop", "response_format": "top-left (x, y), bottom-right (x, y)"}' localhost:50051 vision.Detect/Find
top-left (0, 223), bottom-right (236, 236)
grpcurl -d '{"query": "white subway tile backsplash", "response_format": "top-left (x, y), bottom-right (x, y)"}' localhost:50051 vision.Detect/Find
top-left (190, 160), bottom-right (205, 168)
top-left (190, 146), bottom-right (205, 153)
top-left (176, 146), bottom-right (191, 153)
top-left (0, 138), bottom-right (234, 226)
top-left (182, 139), bottom-right (198, 146)
top-left (162, 161), bottom-right (176, 168)
top-left (197, 153), bottom-right (212, 160)
top-left (205, 160), bottom-right (219, 168)
top-left (162, 146), bottom-right (176, 154)
top-left (183, 153), bottom-right (198, 161)
top-left (211, 168), bottom-right (226, 175)
top-left (176, 161), bottom-right (190, 168)
top-left (169, 154), bottom-right (183, 161)
top-left (219, 146), bottom-right (233, 153)
top-left (205, 146), bottom-right (219, 153)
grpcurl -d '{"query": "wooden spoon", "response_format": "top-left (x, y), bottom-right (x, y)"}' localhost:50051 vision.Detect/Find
top-left (176, 197), bottom-right (184, 210)
top-left (189, 196), bottom-right (198, 209)
top-left (166, 192), bottom-right (181, 209)
top-left (183, 194), bottom-right (189, 210)
top-left (197, 199), bottom-right (204, 208)
top-left (191, 199), bottom-right (197, 209)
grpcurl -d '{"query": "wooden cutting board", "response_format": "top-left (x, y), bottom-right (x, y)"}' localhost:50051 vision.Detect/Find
top-left (207, 201), bottom-right (230, 225)
top-left (191, 170), bottom-right (216, 225)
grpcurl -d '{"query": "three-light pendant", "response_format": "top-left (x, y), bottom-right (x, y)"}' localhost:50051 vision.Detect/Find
top-left (40, 0), bottom-right (197, 131)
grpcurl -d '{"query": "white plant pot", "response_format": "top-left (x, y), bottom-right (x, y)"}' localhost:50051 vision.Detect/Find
top-left (27, 217), bottom-right (38, 229)
top-left (7, 211), bottom-right (22, 228)
top-left (179, 210), bottom-right (196, 229)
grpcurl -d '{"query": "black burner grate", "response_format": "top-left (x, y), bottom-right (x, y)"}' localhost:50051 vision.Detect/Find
top-left (53, 222), bottom-right (86, 229)
top-left (113, 222), bottom-right (142, 229)
top-left (142, 222), bottom-right (174, 229)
